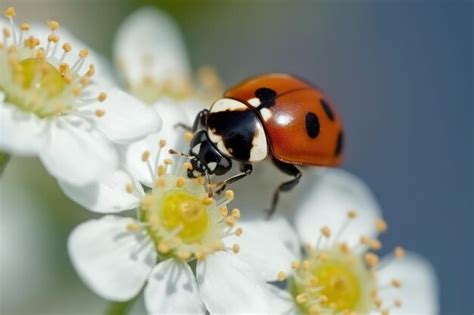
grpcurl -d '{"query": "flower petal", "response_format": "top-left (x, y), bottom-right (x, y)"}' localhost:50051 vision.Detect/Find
top-left (114, 7), bottom-right (191, 91)
top-left (377, 252), bottom-right (439, 315)
top-left (0, 101), bottom-right (47, 155)
top-left (39, 116), bottom-right (118, 185)
top-left (267, 284), bottom-right (298, 315)
top-left (119, 101), bottom-right (189, 187)
top-left (145, 259), bottom-right (205, 315)
top-left (295, 169), bottom-right (382, 247)
top-left (197, 252), bottom-right (269, 313)
top-left (84, 88), bottom-right (162, 144)
top-left (227, 216), bottom-right (300, 281)
top-left (58, 169), bottom-right (144, 213)
top-left (68, 216), bottom-right (156, 301)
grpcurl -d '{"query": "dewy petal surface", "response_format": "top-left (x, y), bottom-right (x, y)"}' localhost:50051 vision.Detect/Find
top-left (377, 252), bottom-right (439, 315)
top-left (39, 116), bottom-right (118, 186)
top-left (86, 88), bottom-right (162, 144)
top-left (113, 7), bottom-right (191, 90)
top-left (145, 259), bottom-right (205, 315)
top-left (197, 252), bottom-right (269, 313)
top-left (0, 100), bottom-right (48, 155)
top-left (58, 169), bottom-right (144, 213)
top-left (295, 169), bottom-right (382, 247)
top-left (68, 216), bottom-right (156, 301)
top-left (227, 216), bottom-right (300, 281)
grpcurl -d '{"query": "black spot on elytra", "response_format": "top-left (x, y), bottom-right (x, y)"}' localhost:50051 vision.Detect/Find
top-left (255, 87), bottom-right (277, 109)
top-left (320, 99), bottom-right (334, 121)
top-left (335, 130), bottom-right (344, 156)
top-left (207, 109), bottom-right (261, 161)
top-left (305, 112), bottom-right (320, 138)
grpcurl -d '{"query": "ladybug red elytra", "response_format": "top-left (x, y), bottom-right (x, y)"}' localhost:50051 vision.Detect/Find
top-left (185, 73), bottom-right (344, 215)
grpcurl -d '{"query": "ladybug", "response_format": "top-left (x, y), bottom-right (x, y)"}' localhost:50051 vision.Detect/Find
top-left (186, 73), bottom-right (344, 215)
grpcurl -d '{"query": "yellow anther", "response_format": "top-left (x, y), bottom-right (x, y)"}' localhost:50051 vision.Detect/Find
top-left (125, 183), bottom-right (134, 193)
top-left (347, 209), bottom-right (358, 219)
top-left (202, 197), bottom-right (214, 206)
top-left (394, 246), bottom-right (405, 259)
top-left (126, 222), bottom-right (141, 232)
top-left (176, 251), bottom-right (191, 261)
top-left (321, 226), bottom-right (331, 238)
top-left (36, 48), bottom-right (45, 59)
top-left (164, 158), bottom-right (173, 165)
top-left (48, 34), bottom-right (60, 43)
top-left (365, 252), bottom-right (379, 267)
top-left (154, 177), bottom-right (166, 188)
top-left (2, 27), bottom-right (11, 38)
top-left (87, 64), bottom-right (96, 76)
top-left (184, 132), bottom-right (193, 142)
top-left (59, 63), bottom-right (69, 75)
top-left (370, 239), bottom-right (382, 250)
top-left (20, 23), bottom-right (30, 31)
top-left (176, 177), bottom-right (186, 188)
top-left (225, 190), bottom-right (234, 200)
top-left (95, 109), bottom-right (105, 117)
top-left (296, 293), bottom-right (307, 304)
top-left (98, 92), bottom-right (107, 102)
top-left (308, 305), bottom-right (321, 315)
top-left (80, 76), bottom-right (90, 86)
top-left (234, 227), bottom-right (243, 236)
top-left (375, 218), bottom-right (388, 232)
top-left (62, 42), bottom-right (72, 52)
top-left (339, 242), bottom-right (350, 253)
top-left (195, 176), bottom-right (205, 185)
top-left (158, 139), bottom-right (166, 148)
top-left (291, 261), bottom-right (301, 269)
top-left (394, 299), bottom-right (402, 308)
top-left (231, 208), bottom-right (240, 219)
top-left (213, 240), bottom-right (224, 251)
top-left (5, 7), bottom-right (16, 18)
top-left (48, 20), bottom-right (59, 31)
top-left (157, 165), bottom-right (166, 176)
top-left (232, 243), bottom-right (240, 254)
top-left (157, 241), bottom-right (169, 253)
top-left (78, 48), bottom-right (89, 58)
top-left (141, 151), bottom-right (150, 161)
top-left (225, 216), bottom-right (237, 227)
top-left (360, 234), bottom-right (370, 245)
top-left (277, 271), bottom-right (286, 281)
top-left (182, 162), bottom-right (192, 171)
top-left (219, 206), bottom-right (228, 217)
top-left (317, 253), bottom-right (328, 263)
top-left (319, 295), bottom-right (328, 303)
top-left (381, 309), bottom-right (390, 315)
top-left (391, 279), bottom-right (402, 288)
top-left (374, 297), bottom-right (383, 309)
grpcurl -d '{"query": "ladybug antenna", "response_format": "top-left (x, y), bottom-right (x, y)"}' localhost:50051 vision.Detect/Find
top-left (168, 149), bottom-right (191, 158)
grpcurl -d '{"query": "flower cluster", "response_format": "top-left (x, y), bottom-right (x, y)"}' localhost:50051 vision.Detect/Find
top-left (0, 5), bottom-right (439, 315)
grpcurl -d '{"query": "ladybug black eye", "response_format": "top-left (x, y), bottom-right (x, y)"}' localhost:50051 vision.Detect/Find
top-left (305, 112), bottom-right (320, 139)
top-left (255, 87), bottom-right (277, 108)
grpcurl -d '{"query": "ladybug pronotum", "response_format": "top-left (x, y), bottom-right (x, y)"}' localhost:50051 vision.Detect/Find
top-left (185, 73), bottom-right (344, 215)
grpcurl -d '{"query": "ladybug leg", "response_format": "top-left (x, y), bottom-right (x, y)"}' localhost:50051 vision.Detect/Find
top-left (174, 109), bottom-right (209, 132)
top-left (267, 159), bottom-right (302, 218)
top-left (215, 164), bottom-right (253, 195)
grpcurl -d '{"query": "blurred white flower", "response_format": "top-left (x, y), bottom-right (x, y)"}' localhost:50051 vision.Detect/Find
top-left (0, 7), bottom-right (161, 185)
top-left (66, 151), bottom-right (297, 313)
top-left (267, 169), bottom-right (439, 315)
top-left (112, 7), bottom-right (223, 179)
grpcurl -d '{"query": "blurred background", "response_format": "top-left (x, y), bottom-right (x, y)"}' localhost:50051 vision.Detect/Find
top-left (0, 0), bottom-right (472, 314)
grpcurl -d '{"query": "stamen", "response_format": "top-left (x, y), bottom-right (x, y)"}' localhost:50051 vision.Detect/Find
top-left (394, 246), bottom-right (405, 259)
top-left (277, 271), bottom-right (287, 281)
top-left (232, 244), bottom-right (240, 254)
top-left (364, 252), bottom-right (379, 268)
top-left (375, 219), bottom-right (388, 233)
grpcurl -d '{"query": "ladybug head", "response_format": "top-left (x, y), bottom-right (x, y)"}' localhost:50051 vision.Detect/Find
top-left (187, 130), bottom-right (232, 178)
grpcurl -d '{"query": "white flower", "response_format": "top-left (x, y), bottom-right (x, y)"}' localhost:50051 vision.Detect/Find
top-left (0, 7), bottom-right (161, 185)
top-left (66, 150), bottom-right (298, 313)
top-left (267, 169), bottom-right (439, 315)
top-left (112, 7), bottom-right (224, 180)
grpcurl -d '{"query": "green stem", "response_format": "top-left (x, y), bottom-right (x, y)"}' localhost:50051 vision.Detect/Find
top-left (104, 299), bottom-right (135, 315)
top-left (0, 152), bottom-right (10, 176)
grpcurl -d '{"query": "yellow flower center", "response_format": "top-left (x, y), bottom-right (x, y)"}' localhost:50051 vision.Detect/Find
top-left (313, 261), bottom-right (361, 312)
top-left (159, 190), bottom-right (209, 242)
top-left (13, 58), bottom-right (66, 98)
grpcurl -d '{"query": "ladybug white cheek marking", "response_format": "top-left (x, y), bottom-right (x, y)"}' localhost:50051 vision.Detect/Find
top-left (259, 107), bottom-right (273, 121)
top-left (211, 98), bottom-right (247, 112)
top-left (247, 97), bottom-right (261, 107)
top-left (208, 130), bottom-right (232, 157)
top-left (207, 162), bottom-right (217, 171)
top-left (249, 127), bottom-right (268, 161)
